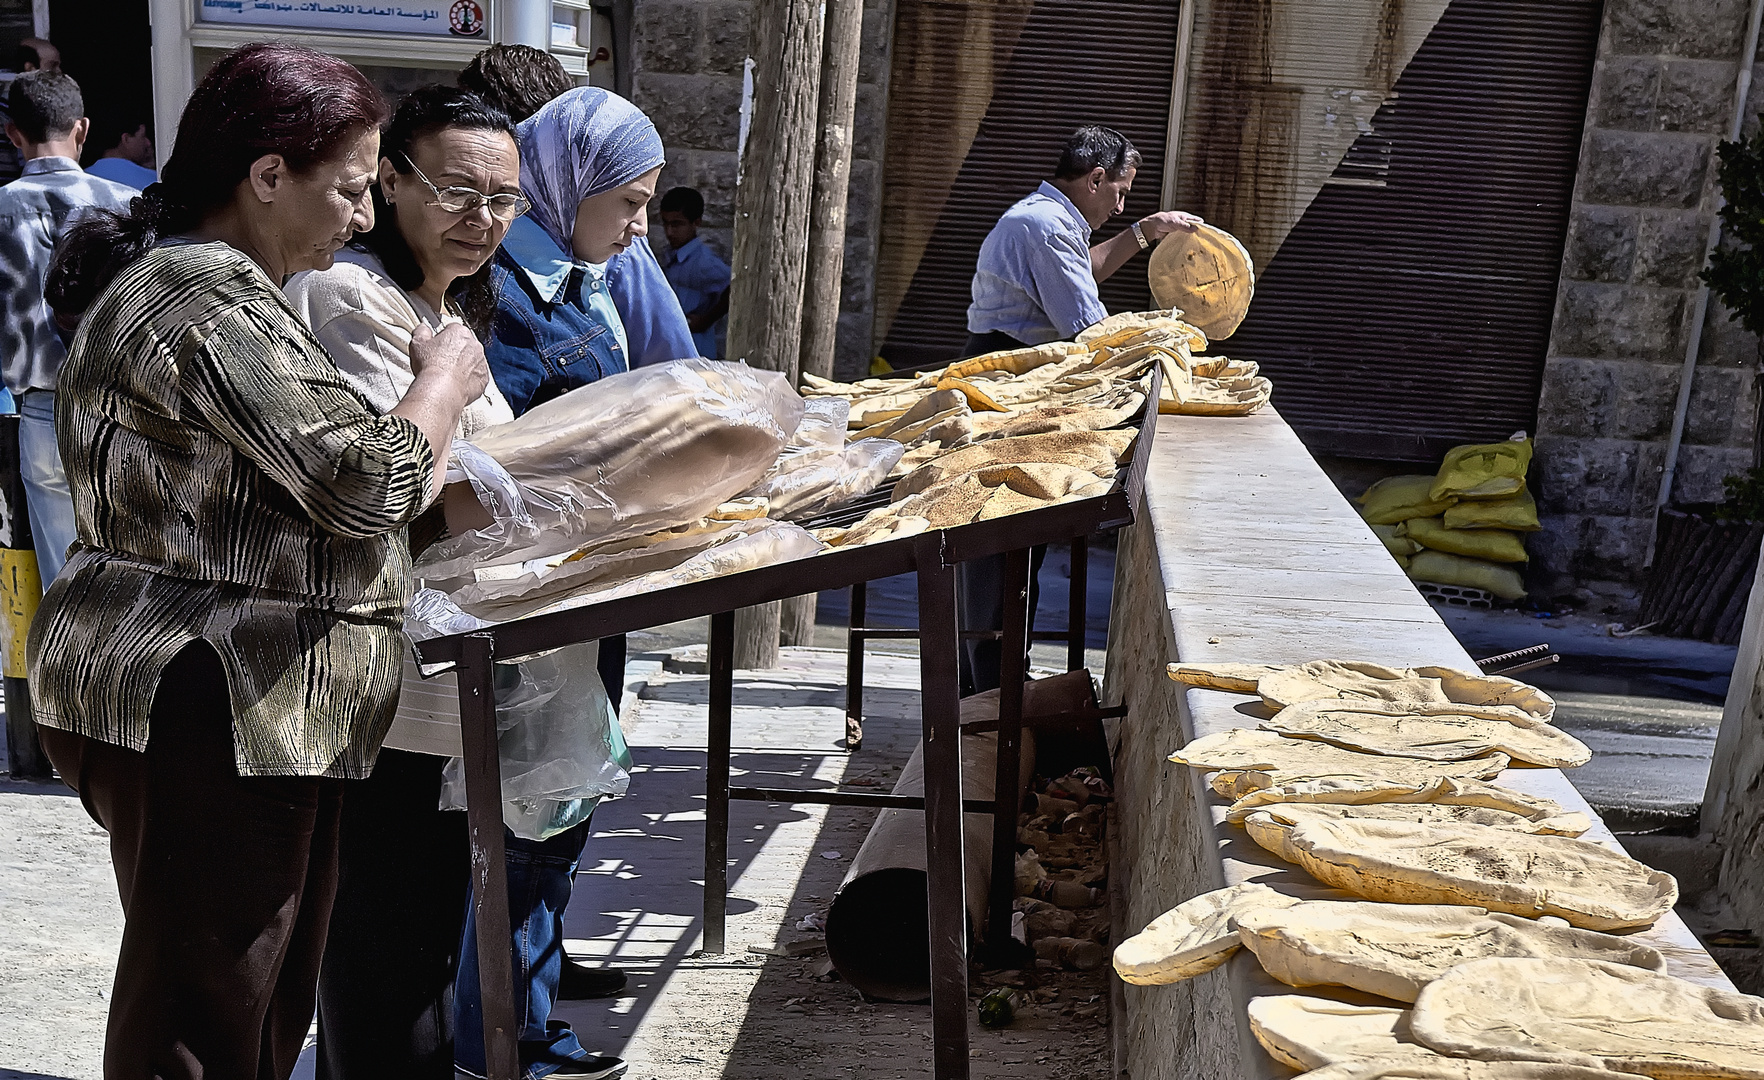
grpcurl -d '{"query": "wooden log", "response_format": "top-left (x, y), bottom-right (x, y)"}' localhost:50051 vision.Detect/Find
top-left (780, 592), bottom-right (819, 646)
top-left (1691, 523), bottom-right (1753, 639)
top-left (796, 0), bottom-right (864, 382)
top-left (1712, 528), bottom-right (1764, 644)
top-left (1660, 515), bottom-right (1723, 636)
top-left (727, 0), bottom-right (825, 668)
top-left (1640, 511), bottom-right (1686, 624)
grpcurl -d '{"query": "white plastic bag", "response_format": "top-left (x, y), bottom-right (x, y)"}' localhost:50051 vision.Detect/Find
top-left (743, 438), bottom-right (904, 519)
top-left (418, 360), bottom-right (804, 580)
top-left (438, 639), bottom-right (631, 841)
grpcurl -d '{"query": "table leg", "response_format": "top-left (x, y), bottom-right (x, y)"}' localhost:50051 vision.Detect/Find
top-left (846, 581), bottom-right (867, 750)
top-left (986, 548), bottom-right (1030, 959)
top-left (1068, 535), bottom-right (1089, 672)
top-left (914, 533), bottom-right (970, 1079)
top-left (457, 632), bottom-right (520, 1080)
top-left (704, 609), bottom-right (735, 954)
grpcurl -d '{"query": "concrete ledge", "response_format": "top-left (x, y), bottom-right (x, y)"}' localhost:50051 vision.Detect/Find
top-left (1103, 408), bottom-right (1733, 1080)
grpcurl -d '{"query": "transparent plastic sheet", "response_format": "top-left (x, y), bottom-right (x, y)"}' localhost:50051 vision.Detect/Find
top-left (417, 360), bottom-right (804, 580)
top-left (742, 438), bottom-right (905, 520)
top-left (442, 517), bottom-right (826, 624)
top-left (437, 639), bottom-right (631, 841)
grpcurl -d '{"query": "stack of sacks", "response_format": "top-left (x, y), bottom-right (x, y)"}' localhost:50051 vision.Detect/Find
top-left (1356, 438), bottom-right (1538, 601)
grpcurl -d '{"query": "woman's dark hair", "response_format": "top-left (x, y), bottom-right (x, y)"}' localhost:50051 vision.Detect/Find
top-left (46, 42), bottom-right (388, 321)
top-left (355, 85), bottom-right (515, 334)
top-left (458, 44), bottom-right (573, 123)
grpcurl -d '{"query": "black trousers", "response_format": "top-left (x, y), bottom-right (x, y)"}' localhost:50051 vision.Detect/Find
top-left (39, 642), bottom-right (342, 1080)
top-left (962, 329), bottom-right (1029, 359)
top-left (315, 747), bottom-right (469, 1080)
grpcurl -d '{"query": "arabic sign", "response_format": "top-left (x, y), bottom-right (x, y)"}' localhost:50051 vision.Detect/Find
top-left (198, 0), bottom-right (487, 37)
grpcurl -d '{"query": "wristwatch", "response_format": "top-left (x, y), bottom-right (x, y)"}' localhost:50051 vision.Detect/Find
top-left (1130, 221), bottom-right (1150, 250)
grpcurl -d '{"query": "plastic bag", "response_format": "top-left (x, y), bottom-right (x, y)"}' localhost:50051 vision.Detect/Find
top-left (417, 360), bottom-right (804, 580)
top-left (1430, 437), bottom-right (1533, 502)
top-left (742, 438), bottom-right (904, 520)
top-left (438, 639), bottom-right (631, 841)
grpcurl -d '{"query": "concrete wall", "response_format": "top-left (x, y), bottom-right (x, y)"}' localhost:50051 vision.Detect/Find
top-left (628, 0), bottom-right (893, 379)
top-left (1534, 0), bottom-right (1764, 600)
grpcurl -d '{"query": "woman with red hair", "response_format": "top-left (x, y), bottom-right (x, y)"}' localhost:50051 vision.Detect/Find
top-left (32, 42), bottom-right (488, 1080)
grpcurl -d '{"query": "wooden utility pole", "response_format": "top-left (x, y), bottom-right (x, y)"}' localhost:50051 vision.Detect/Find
top-left (727, 0), bottom-right (825, 668)
top-left (780, 0), bottom-right (867, 650)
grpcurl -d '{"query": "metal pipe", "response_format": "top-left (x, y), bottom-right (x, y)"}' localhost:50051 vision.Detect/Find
top-left (1648, 0), bottom-right (1764, 565)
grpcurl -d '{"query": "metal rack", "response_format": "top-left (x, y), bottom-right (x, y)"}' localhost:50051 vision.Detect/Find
top-left (412, 371), bottom-right (1158, 1080)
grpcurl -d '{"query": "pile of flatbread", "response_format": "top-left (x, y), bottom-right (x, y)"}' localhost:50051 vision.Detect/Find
top-left (804, 308), bottom-right (1274, 547)
top-left (1111, 658), bottom-right (1755, 1078)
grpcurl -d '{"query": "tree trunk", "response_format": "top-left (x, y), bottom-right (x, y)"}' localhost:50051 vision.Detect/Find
top-left (779, 593), bottom-right (818, 646)
top-left (797, 0), bottom-right (865, 381)
top-left (728, 0), bottom-right (825, 669)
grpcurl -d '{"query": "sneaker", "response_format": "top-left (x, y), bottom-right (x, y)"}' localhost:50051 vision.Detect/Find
top-left (549, 1056), bottom-right (627, 1080)
top-left (558, 960), bottom-right (629, 1000)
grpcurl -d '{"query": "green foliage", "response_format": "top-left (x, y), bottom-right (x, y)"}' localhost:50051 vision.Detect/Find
top-left (1704, 129), bottom-right (1764, 338)
top-left (1717, 466), bottom-right (1764, 523)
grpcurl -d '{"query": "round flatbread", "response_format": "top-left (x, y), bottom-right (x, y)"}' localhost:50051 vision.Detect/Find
top-left (1285, 819), bottom-right (1679, 932)
top-left (1247, 995), bottom-right (1434, 1070)
top-left (1235, 901), bottom-right (1667, 1003)
top-left (1293, 1057), bottom-right (1657, 1080)
top-left (1411, 958), bottom-right (1764, 1080)
top-left (1170, 729), bottom-right (1512, 792)
top-left (1112, 881), bottom-right (1300, 985)
top-left (1147, 223), bottom-right (1255, 341)
top-left (1224, 775), bottom-right (1586, 832)
top-left (1261, 700), bottom-right (1590, 768)
top-left (1242, 802), bottom-right (1588, 865)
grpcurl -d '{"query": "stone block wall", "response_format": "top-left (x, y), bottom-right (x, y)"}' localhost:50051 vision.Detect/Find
top-left (1534, 0), bottom-right (1764, 599)
top-left (628, 0), bottom-right (895, 379)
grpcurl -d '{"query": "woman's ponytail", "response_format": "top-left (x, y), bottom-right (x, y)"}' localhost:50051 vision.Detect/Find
top-left (46, 184), bottom-right (191, 323)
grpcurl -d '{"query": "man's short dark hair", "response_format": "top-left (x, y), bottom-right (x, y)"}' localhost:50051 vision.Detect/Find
top-left (8, 71), bottom-right (83, 143)
top-left (458, 44), bottom-right (573, 123)
top-left (1054, 125), bottom-right (1141, 181)
top-left (659, 186), bottom-right (705, 221)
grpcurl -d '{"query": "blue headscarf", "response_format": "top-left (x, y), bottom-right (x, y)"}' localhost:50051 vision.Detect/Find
top-left (516, 87), bottom-right (667, 256)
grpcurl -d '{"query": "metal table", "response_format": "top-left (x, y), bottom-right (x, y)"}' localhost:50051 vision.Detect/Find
top-left (412, 376), bottom-right (1156, 1080)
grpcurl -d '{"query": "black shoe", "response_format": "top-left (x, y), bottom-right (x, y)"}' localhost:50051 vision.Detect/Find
top-left (558, 959), bottom-right (629, 1000)
top-left (549, 1057), bottom-right (627, 1080)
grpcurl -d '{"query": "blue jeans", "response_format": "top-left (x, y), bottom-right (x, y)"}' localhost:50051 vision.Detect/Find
top-left (454, 820), bottom-right (594, 1079)
top-left (19, 390), bottom-right (75, 584)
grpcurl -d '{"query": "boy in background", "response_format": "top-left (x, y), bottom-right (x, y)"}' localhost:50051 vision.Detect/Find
top-left (655, 186), bottom-right (729, 359)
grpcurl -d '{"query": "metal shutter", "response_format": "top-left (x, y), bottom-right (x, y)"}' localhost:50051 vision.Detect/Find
top-left (877, 0), bottom-right (1183, 367)
top-left (1222, 0), bottom-right (1603, 461)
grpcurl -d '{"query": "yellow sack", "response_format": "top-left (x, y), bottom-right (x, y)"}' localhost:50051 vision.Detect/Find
top-left (1443, 488), bottom-right (1540, 531)
top-left (1399, 517), bottom-right (1528, 564)
top-left (1369, 521), bottom-right (1423, 557)
top-left (1407, 550), bottom-right (1527, 601)
top-left (1357, 475), bottom-right (1457, 525)
top-left (1431, 438), bottom-right (1533, 502)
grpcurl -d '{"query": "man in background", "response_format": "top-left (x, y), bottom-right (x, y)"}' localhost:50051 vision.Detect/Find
top-left (656, 186), bottom-right (730, 360)
top-left (0, 71), bottom-right (134, 583)
top-left (84, 112), bottom-right (155, 189)
top-left (964, 124), bottom-right (1201, 357)
top-left (0, 37), bottom-right (61, 184)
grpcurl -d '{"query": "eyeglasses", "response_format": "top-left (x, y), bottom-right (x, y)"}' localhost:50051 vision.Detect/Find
top-left (398, 154), bottom-right (530, 221)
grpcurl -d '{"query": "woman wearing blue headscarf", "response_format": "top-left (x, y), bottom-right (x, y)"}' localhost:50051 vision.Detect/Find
top-left (449, 88), bottom-right (690, 1080)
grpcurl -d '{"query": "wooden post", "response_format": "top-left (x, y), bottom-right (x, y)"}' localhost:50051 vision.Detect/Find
top-left (727, 0), bottom-right (825, 669)
top-left (798, 0), bottom-right (864, 382)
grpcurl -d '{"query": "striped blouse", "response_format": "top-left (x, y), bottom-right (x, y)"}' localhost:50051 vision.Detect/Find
top-left (26, 241), bottom-right (437, 778)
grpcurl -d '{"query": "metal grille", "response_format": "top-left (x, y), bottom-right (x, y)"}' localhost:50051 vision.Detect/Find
top-left (1222, 0), bottom-right (1603, 461)
top-left (877, 0), bottom-right (1183, 368)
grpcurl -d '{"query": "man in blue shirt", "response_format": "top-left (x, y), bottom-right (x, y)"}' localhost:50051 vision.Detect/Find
top-left (965, 125), bottom-right (1202, 356)
top-left (0, 72), bottom-right (134, 585)
top-left (656, 186), bottom-right (731, 359)
top-left (84, 112), bottom-right (157, 190)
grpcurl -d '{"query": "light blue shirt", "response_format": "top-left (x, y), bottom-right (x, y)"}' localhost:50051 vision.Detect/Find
top-left (966, 181), bottom-right (1107, 345)
top-left (85, 157), bottom-right (157, 190)
top-left (658, 236), bottom-right (731, 360)
top-left (501, 214), bottom-right (628, 355)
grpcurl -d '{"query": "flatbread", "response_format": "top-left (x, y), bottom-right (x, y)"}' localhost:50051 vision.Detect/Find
top-left (1292, 1057), bottom-right (1657, 1080)
top-left (1286, 819), bottom-right (1679, 932)
top-left (1411, 958), bottom-right (1764, 1080)
top-left (1242, 803), bottom-right (1587, 864)
top-left (1170, 729), bottom-right (1512, 794)
top-left (1247, 995), bottom-right (1435, 1070)
top-left (1112, 882), bottom-right (1301, 985)
top-left (1147, 223), bottom-right (1255, 341)
top-left (1262, 700), bottom-right (1591, 768)
top-left (1224, 776), bottom-right (1588, 834)
top-left (1236, 901), bottom-right (1667, 1003)
top-left (1168, 661), bottom-right (1554, 720)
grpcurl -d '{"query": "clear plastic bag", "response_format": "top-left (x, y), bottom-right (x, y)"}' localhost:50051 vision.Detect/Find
top-left (418, 360), bottom-right (804, 580)
top-left (438, 639), bottom-right (631, 841)
top-left (743, 438), bottom-right (905, 520)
